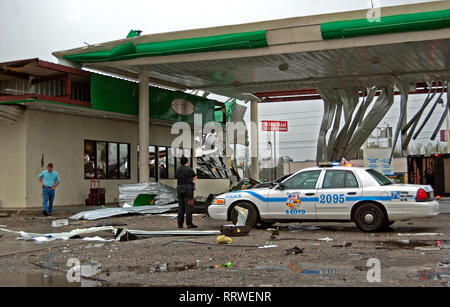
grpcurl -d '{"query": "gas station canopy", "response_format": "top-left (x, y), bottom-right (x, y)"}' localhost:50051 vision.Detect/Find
top-left (54, 2), bottom-right (450, 101)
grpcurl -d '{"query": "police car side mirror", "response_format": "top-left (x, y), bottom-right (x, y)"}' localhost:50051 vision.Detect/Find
top-left (278, 182), bottom-right (286, 190)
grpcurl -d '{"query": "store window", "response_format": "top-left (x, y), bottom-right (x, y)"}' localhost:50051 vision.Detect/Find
top-left (84, 140), bottom-right (130, 179)
top-left (137, 145), bottom-right (192, 181)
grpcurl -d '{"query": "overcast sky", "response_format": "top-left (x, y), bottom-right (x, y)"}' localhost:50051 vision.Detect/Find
top-left (0, 0), bottom-right (438, 62)
top-left (0, 0), bottom-right (444, 162)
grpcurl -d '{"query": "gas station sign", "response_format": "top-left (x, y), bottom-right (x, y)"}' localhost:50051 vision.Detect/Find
top-left (262, 120), bottom-right (288, 132)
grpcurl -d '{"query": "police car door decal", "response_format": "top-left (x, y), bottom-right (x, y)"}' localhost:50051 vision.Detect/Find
top-left (316, 170), bottom-right (362, 220)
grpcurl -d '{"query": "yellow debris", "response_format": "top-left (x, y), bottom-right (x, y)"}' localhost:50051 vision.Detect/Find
top-left (216, 235), bottom-right (232, 245)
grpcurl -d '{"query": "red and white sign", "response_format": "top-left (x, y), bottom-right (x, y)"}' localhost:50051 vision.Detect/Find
top-left (262, 120), bottom-right (288, 132)
top-left (440, 130), bottom-right (450, 142)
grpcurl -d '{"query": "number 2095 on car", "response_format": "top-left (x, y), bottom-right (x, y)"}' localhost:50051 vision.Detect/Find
top-left (319, 194), bottom-right (345, 204)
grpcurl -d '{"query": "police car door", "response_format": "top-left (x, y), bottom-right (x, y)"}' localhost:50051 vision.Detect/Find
top-left (267, 170), bottom-right (322, 220)
top-left (316, 169), bottom-right (362, 220)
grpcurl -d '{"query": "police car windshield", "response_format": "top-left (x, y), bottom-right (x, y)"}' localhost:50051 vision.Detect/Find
top-left (366, 169), bottom-right (393, 186)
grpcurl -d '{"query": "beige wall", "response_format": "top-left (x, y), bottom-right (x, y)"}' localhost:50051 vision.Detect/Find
top-left (0, 108), bottom-right (229, 208)
top-left (24, 109), bottom-right (187, 208)
top-left (0, 112), bottom-right (27, 208)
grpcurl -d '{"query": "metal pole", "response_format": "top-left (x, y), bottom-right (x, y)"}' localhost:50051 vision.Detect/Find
top-left (250, 100), bottom-right (259, 180)
top-left (138, 69), bottom-right (150, 182)
top-left (447, 110), bottom-right (450, 153)
top-left (273, 131), bottom-right (277, 180)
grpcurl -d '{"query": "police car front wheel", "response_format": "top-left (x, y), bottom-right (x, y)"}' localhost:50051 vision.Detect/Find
top-left (354, 203), bottom-right (387, 232)
top-left (230, 202), bottom-right (259, 228)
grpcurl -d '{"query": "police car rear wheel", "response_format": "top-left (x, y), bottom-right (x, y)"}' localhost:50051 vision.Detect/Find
top-left (230, 202), bottom-right (258, 228)
top-left (354, 203), bottom-right (386, 232)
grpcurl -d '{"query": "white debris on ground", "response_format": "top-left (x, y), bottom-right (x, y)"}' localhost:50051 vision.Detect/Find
top-left (0, 226), bottom-right (115, 242)
top-left (69, 204), bottom-right (178, 220)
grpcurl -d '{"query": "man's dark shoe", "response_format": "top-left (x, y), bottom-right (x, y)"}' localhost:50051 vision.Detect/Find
top-left (187, 224), bottom-right (198, 229)
top-left (43, 211), bottom-right (48, 216)
top-left (178, 225), bottom-right (183, 229)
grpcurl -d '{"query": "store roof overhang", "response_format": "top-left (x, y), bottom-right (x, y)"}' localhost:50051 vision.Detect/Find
top-left (53, 1), bottom-right (450, 102)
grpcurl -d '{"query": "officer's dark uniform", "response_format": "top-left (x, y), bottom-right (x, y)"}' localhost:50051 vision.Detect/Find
top-left (176, 164), bottom-right (197, 228)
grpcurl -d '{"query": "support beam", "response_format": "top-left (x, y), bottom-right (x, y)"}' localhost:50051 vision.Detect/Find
top-left (250, 100), bottom-right (259, 180)
top-left (138, 69), bottom-right (150, 183)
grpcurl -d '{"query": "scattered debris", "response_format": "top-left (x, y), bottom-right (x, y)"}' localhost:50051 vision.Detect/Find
top-left (417, 271), bottom-right (450, 280)
top-left (255, 265), bottom-right (286, 272)
top-left (437, 261), bottom-right (450, 268)
top-left (259, 242), bottom-right (278, 249)
top-left (220, 225), bottom-right (250, 237)
top-left (114, 228), bottom-right (138, 242)
top-left (150, 261), bottom-right (201, 273)
top-left (119, 182), bottom-right (177, 206)
top-left (81, 261), bottom-right (102, 277)
top-left (216, 262), bottom-right (232, 269)
top-left (332, 241), bottom-right (352, 247)
top-left (69, 204), bottom-right (178, 220)
top-left (219, 206), bottom-right (251, 237)
top-left (0, 226), bottom-right (114, 242)
top-left (285, 246), bottom-right (304, 255)
top-left (124, 229), bottom-right (221, 237)
top-left (85, 243), bottom-right (105, 249)
top-left (235, 206), bottom-right (248, 226)
top-left (216, 235), bottom-right (233, 245)
top-left (287, 263), bottom-right (336, 275)
top-left (318, 237), bottom-right (334, 242)
top-left (0, 212), bottom-right (10, 218)
top-left (52, 219), bottom-right (69, 227)
top-left (161, 239), bottom-right (261, 248)
top-left (397, 233), bottom-right (444, 236)
top-left (82, 236), bottom-right (114, 242)
top-left (414, 246), bottom-right (442, 251)
top-left (285, 225), bottom-right (321, 232)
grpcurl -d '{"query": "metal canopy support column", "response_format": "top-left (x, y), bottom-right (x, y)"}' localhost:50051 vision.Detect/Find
top-left (250, 99), bottom-right (259, 180)
top-left (315, 85), bottom-right (394, 163)
top-left (138, 69), bottom-right (150, 183)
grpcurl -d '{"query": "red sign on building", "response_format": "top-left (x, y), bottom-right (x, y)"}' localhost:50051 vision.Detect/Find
top-left (262, 120), bottom-right (288, 132)
top-left (440, 130), bottom-right (450, 142)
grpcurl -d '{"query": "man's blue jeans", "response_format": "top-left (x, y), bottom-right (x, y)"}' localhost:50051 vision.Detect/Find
top-left (42, 187), bottom-right (55, 213)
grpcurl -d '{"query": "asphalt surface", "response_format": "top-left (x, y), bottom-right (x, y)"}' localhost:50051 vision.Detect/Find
top-left (0, 201), bottom-right (449, 287)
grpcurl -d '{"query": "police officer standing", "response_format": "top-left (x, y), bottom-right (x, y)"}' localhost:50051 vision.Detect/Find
top-left (176, 156), bottom-right (198, 228)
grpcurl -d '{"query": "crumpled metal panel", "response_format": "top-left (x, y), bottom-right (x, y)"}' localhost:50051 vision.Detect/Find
top-left (118, 182), bottom-right (177, 206)
top-left (0, 226), bottom-right (115, 241)
top-left (70, 204), bottom-right (179, 221)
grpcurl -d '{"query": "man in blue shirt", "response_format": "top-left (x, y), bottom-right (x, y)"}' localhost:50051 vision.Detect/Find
top-left (38, 163), bottom-right (60, 216)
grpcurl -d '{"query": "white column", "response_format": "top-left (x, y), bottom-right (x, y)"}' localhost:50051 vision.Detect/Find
top-left (138, 69), bottom-right (149, 182)
top-left (250, 99), bottom-right (259, 180)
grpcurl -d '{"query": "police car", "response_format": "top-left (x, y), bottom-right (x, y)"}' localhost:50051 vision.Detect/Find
top-left (208, 164), bottom-right (439, 232)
